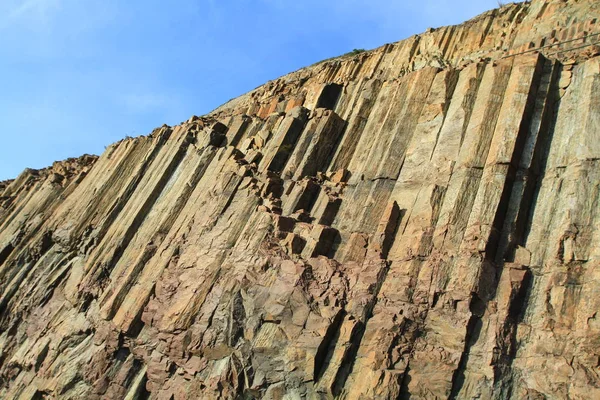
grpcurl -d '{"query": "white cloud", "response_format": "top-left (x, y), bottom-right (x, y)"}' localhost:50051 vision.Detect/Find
top-left (1, 0), bottom-right (62, 26)
top-left (118, 93), bottom-right (172, 113)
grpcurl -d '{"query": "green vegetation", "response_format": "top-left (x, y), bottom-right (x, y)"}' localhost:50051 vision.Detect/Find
top-left (347, 48), bottom-right (366, 56)
top-left (311, 48), bottom-right (368, 67)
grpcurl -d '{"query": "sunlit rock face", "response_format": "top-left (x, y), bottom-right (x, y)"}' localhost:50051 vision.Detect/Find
top-left (1, 1), bottom-right (600, 398)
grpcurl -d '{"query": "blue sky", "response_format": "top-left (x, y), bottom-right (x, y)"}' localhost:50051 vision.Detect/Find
top-left (0, 0), bottom-right (502, 181)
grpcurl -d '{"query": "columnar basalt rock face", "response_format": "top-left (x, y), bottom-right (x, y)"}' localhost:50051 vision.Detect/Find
top-left (1, 1), bottom-right (600, 399)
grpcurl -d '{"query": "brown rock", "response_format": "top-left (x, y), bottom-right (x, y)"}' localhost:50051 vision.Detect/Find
top-left (2, 1), bottom-right (600, 399)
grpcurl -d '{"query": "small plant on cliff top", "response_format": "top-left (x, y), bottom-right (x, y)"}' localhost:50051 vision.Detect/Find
top-left (349, 48), bottom-right (366, 56)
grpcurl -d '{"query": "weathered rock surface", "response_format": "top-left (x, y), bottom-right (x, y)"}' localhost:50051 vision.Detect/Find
top-left (1, 0), bottom-right (600, 398)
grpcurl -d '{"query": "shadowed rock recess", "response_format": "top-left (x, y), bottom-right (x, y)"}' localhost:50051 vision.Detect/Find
top-left (1, 0), bottom-right (600, 398)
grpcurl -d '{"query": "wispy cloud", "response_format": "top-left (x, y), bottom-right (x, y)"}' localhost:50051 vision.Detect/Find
top-left (118, 92), bottom-right (174, 114)
top-left (1, 0), bottom-right (61, 26)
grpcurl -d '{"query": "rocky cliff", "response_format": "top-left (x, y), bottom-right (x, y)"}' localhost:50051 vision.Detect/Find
top-left (1, 0), bottom-right (600, 398)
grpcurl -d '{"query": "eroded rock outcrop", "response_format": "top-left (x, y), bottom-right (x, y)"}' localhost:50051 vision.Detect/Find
top-left (1, 0), bottom-right (600, 398)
